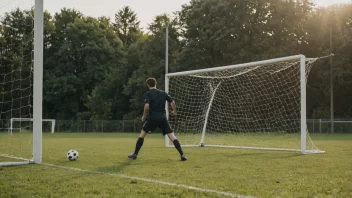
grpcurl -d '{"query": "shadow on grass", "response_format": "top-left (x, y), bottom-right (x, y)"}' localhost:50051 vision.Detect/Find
top-left (38, 159), bottom-right (137, 185)
top-left (94, 159), bottom-right (135, 174)
top-left (47, 158), bottom-right (137, 174)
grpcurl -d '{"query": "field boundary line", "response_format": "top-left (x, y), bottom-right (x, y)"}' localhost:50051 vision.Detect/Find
top-left (43, 163), bottom-right (254, 198)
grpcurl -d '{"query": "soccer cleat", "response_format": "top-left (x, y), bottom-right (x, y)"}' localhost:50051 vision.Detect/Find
top-left (181, 154), bottom-right (187, 161)
top-left (128, 154), bottom-right (137, 160)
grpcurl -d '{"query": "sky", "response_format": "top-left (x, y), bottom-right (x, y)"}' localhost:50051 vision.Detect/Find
top-left (0, 0), bottom-right (351, 30)
top-left (314, 0), bottom-right (351, 7)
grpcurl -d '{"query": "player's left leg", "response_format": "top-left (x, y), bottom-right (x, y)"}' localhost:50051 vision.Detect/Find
top-left (128, 120), bottom-right (156, 160)
top-left (128, 130), bottom-right (148, 159)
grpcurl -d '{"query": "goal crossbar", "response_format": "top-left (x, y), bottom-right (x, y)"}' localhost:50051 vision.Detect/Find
top-left (166, 55), bottom-right (306, 77)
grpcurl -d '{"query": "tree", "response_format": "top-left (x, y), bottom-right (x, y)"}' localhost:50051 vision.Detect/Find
top-left (176, 0), bottom-right (314, 72)
top-left (44, 12), bottom-right (124, 119)
top-left (123, 14), bottom-right (181, 119)
top-left (304, 4), bottom-right (352, 119)
top-left (2, 2), bottom-right (352, 122)
top-left (113, 6), bottom-right (142, 48)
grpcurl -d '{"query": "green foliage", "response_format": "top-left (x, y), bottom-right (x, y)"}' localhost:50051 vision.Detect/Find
top-left (123, 14), bottom-right (181, 119)
top-left (1, 1), bottom-right (352, 120)
top-left (176, 0), bottom-right (314, 70)
top-left (113, 6), bottom-right (143, 48)
top-left (43, 9), bottom-right (124, 119)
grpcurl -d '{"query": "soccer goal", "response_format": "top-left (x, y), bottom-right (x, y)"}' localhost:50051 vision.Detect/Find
top-left (165, 55), bottom-right (324, 154)
top-left (0, 0), bottom-right (44, 166)
top-left (9, 118), bottom-right (56, 134)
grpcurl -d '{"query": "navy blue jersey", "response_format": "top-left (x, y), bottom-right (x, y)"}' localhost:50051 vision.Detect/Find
top-left (144, 89), bottom-right (173, 119)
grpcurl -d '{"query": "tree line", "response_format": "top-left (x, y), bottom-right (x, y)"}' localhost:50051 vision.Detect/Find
top-left (0, 0), bottom-right (351, 121)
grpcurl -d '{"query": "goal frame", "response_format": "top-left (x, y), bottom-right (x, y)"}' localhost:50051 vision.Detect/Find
top-left (9, 118), bottom-right (56, 134)
top-left (0, 0), bottom-right (44, 167)
top-left (165, 54), bottom-right (324, 154)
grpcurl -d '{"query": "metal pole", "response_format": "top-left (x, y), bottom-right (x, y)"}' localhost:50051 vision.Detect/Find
top-left (165, 24), bottom-right (169, 147)
top-left (330, 28), bottom-right (334, 133)
top-left (165, 25), bottom-right (169, 74)
top-left (300, 55), bottom-right (307, 154)
top-left (33, 0), bottom-right (44, 164)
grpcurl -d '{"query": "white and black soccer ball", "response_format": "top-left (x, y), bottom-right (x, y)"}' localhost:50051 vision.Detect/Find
top-left (67, 150), bottom-right (79, 161)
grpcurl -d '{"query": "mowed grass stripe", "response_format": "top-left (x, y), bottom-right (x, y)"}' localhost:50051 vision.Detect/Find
top-left (1, 132), bottom-right (352, 197)
top-left (43, 162), bottom-right (251, 198)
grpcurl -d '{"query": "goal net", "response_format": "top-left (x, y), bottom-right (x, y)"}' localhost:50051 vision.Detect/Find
top-left (0, 0), bottom-right (44, 166)
top-left (165, 55), bottom-right (324, 154)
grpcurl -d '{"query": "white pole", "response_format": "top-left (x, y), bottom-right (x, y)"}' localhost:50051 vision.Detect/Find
top-left (300, 55), bottom-right (307, 154)
top-left (165, 25), bottom-right (169, 74)
top-left (10, 118), bottom-right (13, 135)
top-left (330, 28), bottom-right (334, 133)
top-left (165, 25), bottom-right (169, 147)
top-left (200, 81), bottom-right (222, 146)
top-left (165, 77), bottom-right (170, 147)
top-left (51, 120), bottom-right (55, 134)
top-left (33, 0), bottom-right (44, 164)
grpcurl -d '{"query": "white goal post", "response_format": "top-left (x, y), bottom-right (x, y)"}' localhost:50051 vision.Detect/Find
top-left (165, 54), bottom-right (325, 154)
top-left (0, 0), bottom-right (44, 167)
top-left (9, 118), bottom-right (56, 134)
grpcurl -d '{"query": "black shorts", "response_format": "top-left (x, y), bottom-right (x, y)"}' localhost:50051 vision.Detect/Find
top-left (142, 118), bottom-right (173, 136)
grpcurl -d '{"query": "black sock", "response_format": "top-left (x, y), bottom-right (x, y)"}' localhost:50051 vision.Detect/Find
top-left (134, 137), bottom-right (144, 155)
top-left (173, 139), bottom-right (184, 155)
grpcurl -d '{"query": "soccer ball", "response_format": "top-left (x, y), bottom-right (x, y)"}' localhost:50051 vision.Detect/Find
top-left (67, 150), bottom-right (79, 161)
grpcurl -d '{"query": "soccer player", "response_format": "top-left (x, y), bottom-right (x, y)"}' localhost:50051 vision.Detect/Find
top-left (128, 78), bottom-right (187, 161)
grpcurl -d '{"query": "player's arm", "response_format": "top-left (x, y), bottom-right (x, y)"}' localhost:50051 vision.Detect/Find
top-left (166, 93), bottom-right (177, 116)
top-left (142, 93), bottom-right (150, 121)
top-left (170, 101), bottom-right (177, 115)
top-left (142, 103), bottom-right (149, 121)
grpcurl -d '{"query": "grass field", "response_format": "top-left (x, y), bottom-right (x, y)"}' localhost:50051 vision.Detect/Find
top-left (1, 132), bottom-right (352, 198)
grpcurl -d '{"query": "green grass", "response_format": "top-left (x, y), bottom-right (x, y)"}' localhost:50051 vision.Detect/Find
top-left (1, 132), bottom-right (352, 198)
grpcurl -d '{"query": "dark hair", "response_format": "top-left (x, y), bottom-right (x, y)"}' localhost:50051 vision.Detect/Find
top-left (146, 78), bottom-right (156, 87)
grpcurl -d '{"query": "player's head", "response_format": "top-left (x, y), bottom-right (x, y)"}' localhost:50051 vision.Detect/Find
top-left (146, 78), bottom-right (157, 89)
